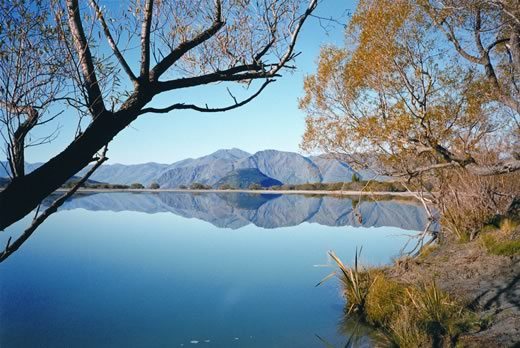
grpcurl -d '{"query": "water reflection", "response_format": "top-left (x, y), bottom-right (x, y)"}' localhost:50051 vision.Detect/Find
top-left (52, 192), bottom-right (432, 231)
top-left (0, 192), bottom-right (433, 347)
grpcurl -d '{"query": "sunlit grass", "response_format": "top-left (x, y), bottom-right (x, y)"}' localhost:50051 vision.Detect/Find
top-left (318, 248), bottom-right (378, 315)
top-left (481, 217), bottom-right (520, 256)
top-left (322, 250), bottom-right (482, 347)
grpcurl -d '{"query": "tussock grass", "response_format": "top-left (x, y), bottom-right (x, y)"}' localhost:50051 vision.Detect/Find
top-left (319, 248), bottom-right (377, 315)
top-left (388, 305), bottom-right (430, 348)
top-left (365, 272), bottom-right (405, 327)
top-left (321, 250), bottom-right (481, 347)
top-left (481, 217), bottom-right (520, 256)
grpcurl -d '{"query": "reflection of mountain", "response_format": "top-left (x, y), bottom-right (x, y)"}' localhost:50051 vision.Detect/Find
top-left (56, 192), bottom-right (430, 231)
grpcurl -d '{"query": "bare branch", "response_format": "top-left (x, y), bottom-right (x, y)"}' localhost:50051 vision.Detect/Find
top-left (140, 79), bottom-right (274, 114)
top-left (65, 0), bottom-right (106, 117)
top-left (149, 0), bottom-right (224, 81)
top-left (0, 146), bottom-right (109, 263)
top-left (140, 0), bottom-right (154, 80)
top-left (270, 0), bottom-right (319, 75)
top-left (156, 64), bottom-right (273, 92)
top-left (90, 0), bottom-right (138, 84)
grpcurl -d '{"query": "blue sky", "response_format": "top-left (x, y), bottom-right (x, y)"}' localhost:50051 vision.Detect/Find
top-left (25, 0), bottom-right (356, 165)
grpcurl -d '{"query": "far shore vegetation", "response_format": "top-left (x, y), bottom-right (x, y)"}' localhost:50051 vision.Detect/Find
top-left (46, 178), bottom-right (408, 193)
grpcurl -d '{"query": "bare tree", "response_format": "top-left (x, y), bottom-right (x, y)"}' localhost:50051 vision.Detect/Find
top-left (422, 0), bottom-right (520, 128)
top-left (0, 0), bottom-right (68, 179)
top-left (0, 0), bottom-right (319, 232)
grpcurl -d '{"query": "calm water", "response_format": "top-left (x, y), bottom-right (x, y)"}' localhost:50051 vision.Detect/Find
top-left (0, 193), bottom-right (429, 347)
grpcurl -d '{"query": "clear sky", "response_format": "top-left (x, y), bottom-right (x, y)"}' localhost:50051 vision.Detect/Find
top-left (25, 1), bottom-right (356, 165)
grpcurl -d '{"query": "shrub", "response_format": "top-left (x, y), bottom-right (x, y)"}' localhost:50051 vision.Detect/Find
top-left (324, 249), bottom-right (376, 315)
top-left (179, 185), bottom-right (187, 189)
top-left (130, 183), bottom-right (144, 189)
top-left (190, 182), bottom-right (210, 190)
top-left (248, 183), bottom-right (262, 190)
top-left (388, 305), bottom-right (430, 348)
top-left (439, 170), bottom-right (520, 241)
top-left (327, 182), bottom-right (344, 191)
top-left (219, 184), bottom-right (234, 190)
top-left (149, 182), bottom-right (160, 189)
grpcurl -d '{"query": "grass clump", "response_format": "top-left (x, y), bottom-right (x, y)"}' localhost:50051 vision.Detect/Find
top-left (482, 235), bottom-right (520, 256)
top-left (365, 272), bottom-right (406, 326)
top-left (322, 250), bottom-right (480, 347)
top-left (480, 217), bottom-right (520, 256)
top-left (322, 248), bottom-right (377, 315)
top-left (388, 305), bottom-right (430, 348)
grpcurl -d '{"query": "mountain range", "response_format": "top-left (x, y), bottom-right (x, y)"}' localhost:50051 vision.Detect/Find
top-left (1, 149), bottom-right (372, 188)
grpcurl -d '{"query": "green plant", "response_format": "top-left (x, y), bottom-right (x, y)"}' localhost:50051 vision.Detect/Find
top-left (481, 217), bottom-right (520, 256)
top-left (317, 248), bottom-right (377, 315)
top-left (482, 235), bottom-right (520, 256)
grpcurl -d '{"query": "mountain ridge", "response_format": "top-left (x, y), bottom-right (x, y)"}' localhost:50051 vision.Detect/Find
top-left (2, 149), bottom-right (366, 188)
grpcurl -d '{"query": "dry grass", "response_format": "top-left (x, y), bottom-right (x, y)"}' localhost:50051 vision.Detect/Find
top-left (388, 305), bottom-right (431, 348)
top-left (481, 217), bottom-right (520, 256)
top-left (325, 249), bottom-right (377, 315)
top-left (438, 171), bottom-right (520, 242)
top-left (323, 251), bottom-right (480, 347)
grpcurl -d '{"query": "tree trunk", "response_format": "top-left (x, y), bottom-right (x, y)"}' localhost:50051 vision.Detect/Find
top-left (0, 107), bottom-right (141, 231)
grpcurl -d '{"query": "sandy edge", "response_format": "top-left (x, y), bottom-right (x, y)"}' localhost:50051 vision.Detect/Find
top-left (52, 188), bottom-right (420, 197)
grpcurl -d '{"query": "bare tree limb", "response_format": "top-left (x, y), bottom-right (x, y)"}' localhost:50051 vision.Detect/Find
top-left (0, 146), bottom-right (109, 263)
top-left (140, 0), bottom-right (154, 80)
top-left (140, 79), bottom-right (274, 114)
top-left (65, 0), bottom-right (106, 117)
top-left (90, 0), bottom-right (138, 85)
top-left (149, 0), bottom-right (223, 81)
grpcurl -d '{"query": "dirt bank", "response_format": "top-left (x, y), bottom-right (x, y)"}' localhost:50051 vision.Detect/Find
top-left (387, 237), bottom-right (520, 347)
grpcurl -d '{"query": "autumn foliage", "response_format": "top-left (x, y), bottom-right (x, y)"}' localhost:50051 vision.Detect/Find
top-left (300, 0), bottom-right (519, 178)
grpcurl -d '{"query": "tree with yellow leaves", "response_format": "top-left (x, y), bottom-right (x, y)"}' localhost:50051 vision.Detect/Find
top-left (300, 0), bottom-right (519, 179)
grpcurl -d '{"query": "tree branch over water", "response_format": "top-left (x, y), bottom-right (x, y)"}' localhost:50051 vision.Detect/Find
top-left (0, 146), bottom-right (108, 263)
top-left (0, 0), bottom-right (319, 232)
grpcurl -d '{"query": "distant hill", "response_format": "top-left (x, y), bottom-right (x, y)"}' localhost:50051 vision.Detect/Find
top-left (0, 177), bottom-right (9, 187)
top-left (0, 162), bottom-right (42, 177)
top-left (214, 168), bottom-right (282, 189)
top-left (77, 162), bottom-right (169, 186)
top-left (156, 148), bottom-right (251, 188)
top-left (4, 148), bottom-right (368, 188)
top-left (236, 150), bottom-right (322, 184)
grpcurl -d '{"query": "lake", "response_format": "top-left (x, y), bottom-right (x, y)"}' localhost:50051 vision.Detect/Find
top-left (0, 192), bottom-right (430, 347)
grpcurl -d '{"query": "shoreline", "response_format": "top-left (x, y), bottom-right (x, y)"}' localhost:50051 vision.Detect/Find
top-left (53, 188), bottom-right (420, 197)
